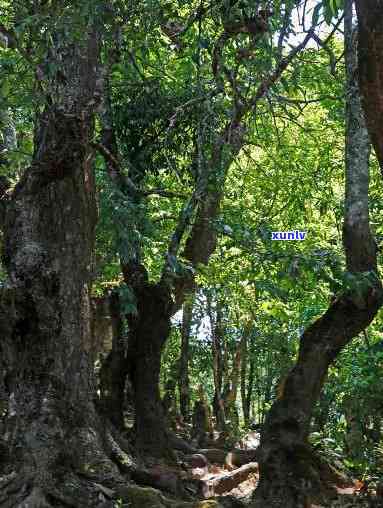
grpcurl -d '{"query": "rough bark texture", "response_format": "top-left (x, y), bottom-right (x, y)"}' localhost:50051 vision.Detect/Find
top-left (99, 291), bottom-right (129, 429)
top-left (343, 7), bottom-right (375, 273)
top-left (0, 25), bottom-right (128, 507)
top-left (179, 295), bottom-right (194, 421)
top-left (124, 264), bottom-right (174, 459)
top-left (355, 0), bottom-right (383, 172)
top-left (252, 3), bottom-right (383, 506)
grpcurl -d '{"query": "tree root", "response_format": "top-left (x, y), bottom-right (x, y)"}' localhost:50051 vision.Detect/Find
top-left (18, 487), bottom-right (52, 508)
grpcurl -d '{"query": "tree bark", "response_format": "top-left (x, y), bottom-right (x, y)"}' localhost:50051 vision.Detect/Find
top-left (203, 462), bottom-right (259, 497)
top-left (124, 268), bottom-right (174, 459)
top-left (222, 340), bottom-right (242, 431)
top-left (240, 330), bottom-right (249, 426)
top-left (99, 291), bottom-right (129, 429)
top-left (0, 21), bottom-right (128, 507)
top-left (252, 3), bottom-right (383, 506)
top-left (206, 295), bottom-right (226, 430)
top-left (355, 0), bottom-right (383, 173)
top-left (179, 294), bottom-right (194, 421)
top-left (245, 350), bottom-right (256, 427)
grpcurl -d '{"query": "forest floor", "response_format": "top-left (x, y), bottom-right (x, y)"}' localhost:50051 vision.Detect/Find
top-left (129, 425), bottom-right (381, 508)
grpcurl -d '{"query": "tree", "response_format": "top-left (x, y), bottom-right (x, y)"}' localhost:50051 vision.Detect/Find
top-left (252, 1), bottom-right (383, 506)
top-left (179, 294), bottom-right (194, 421)
top-left (96, 2), bottom-right (320, 457)
top-left (0, 4), bottom-right (126, 506)
top-left (355, 0), bottom-right (383, 173)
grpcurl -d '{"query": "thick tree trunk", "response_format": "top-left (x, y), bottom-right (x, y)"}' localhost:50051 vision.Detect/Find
top-left (179, 295), bottom-right (194, 421)
top-left (0, 25), bottom-right (128, 507)
top-left (252, 4), bottom-right (383, 506)
top-left (126, 275), bottom-right (174, 459)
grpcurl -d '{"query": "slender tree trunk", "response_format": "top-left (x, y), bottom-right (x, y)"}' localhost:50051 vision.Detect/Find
top-left (355, 0), bottom-right (383, 174)
top-left (252, 4), bottom-right (383, 506)
top-left (179, 294), bottom-right (194, 421)
top-left (245, 354), bottom-right (255, 426)
top-left (223, 340), bottom-right (242, 430)
top-left (0, 24), bottom-right (127, 507)
top-left (209, 299), bottom-right (226, 430)
top-left (240, 331), bottom-right (249, 425)
top-left (99, 291), bottom-right (129, 429)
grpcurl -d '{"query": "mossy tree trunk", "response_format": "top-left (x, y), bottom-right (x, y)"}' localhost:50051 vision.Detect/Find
top-left (0, 18), bottom-right (127, 507)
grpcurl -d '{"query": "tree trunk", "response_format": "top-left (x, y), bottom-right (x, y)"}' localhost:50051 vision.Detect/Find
top-left (0, 23), bottom-right (127, 507)
top-left (99, 291), bottom-right (129, 429)
top-left (179, 294), bottom-right (194, 421)
top-left (207, 296), bottom-right (226, 430)
top-left (240, 330), bottom-right (249, 426)
top-left (95, 25), bottom-right (314, 457)
top-left (223, 340), bottom-right (242, 431)
top-left (252, 4), bottom-right (383, 506)
top-left (355, 0), bottom-right (383, 174)
top-left (125, 272), bottom-right (174, 459)
top-left (246, 352), bottom-right (256, 426)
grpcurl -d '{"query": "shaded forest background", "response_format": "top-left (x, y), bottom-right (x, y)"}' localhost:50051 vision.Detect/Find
top-left (0, 0), bottom-right (383, 507)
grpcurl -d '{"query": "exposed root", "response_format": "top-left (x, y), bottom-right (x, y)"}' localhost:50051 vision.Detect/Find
top-left (0, 422), bottom-right (130, 508)
top-left (18, 487), bottom-right (52, 508)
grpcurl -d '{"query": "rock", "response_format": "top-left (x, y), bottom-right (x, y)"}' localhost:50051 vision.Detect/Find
top-left (115, 485), bottom-right (222, 508)
top-left (115, 485), bottom-right (166, 508)
top-left (215, 496), bottom-right (245, 507)
top-left (202, 462), bottom-right (258, 497)
top-left (191, 454), bottom-right (208, 468)
top-left (191, 467), bottom-right (207, 479)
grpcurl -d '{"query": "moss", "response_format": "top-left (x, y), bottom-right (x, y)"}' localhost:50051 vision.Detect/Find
top-left (116, 485), bottom-right (167, 508)
top-left (116, 485), bottom-right (221, 508)
top-left (192, 502), bottom-right (219, 508)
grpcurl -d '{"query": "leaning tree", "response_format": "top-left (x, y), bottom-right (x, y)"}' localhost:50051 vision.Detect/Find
top-left (252, 1), bottom-right (383, 506)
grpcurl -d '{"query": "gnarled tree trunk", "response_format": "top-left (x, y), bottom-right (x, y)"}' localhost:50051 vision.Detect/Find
top-left (124, 265), bottom-right (174, 459)
top-left (0, 22), bottom-right (125, 507)
top-left (252, 3), bottom-right (383, 506)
